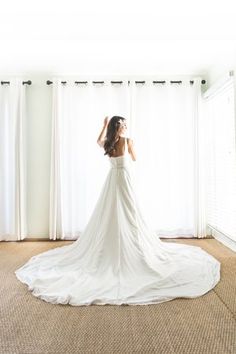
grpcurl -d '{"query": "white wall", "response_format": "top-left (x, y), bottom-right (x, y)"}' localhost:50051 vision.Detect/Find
top-left (1, 2), bottom-right (236, 238)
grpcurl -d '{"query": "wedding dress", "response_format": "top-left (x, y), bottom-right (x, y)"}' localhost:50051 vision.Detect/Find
top-left (15, 137), bottom-right (221, 306)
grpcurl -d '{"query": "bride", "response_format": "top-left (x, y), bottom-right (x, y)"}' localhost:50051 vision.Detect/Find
top-left (15, 116), bottom-right (221, 306)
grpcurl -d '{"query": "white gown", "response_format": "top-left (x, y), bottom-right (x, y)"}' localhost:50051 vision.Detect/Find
top-left (15, 138), bottom-right (221, 306)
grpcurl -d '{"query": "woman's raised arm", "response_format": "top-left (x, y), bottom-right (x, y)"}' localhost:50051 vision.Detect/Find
top-left (97, 116), bottom-right (109, 147)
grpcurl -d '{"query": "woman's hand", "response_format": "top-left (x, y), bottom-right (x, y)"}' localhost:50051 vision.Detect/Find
top-left (104, 116), bottom-right (110, 126)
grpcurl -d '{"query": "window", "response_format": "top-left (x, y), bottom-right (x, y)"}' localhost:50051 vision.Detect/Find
top-left (204, 78), bottom-right (236, 242)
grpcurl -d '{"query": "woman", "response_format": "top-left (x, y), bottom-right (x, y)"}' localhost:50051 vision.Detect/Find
top-left (97, 115), bottom-right (136, 161)
top-left (15, 116), bottom-right (221, 306)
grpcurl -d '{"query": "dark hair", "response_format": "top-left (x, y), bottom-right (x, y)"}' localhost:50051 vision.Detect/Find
top-left (104, 116), bottom-right (126, 157)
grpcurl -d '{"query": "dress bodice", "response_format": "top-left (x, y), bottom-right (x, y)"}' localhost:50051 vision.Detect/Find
top-left (109, 137), bottom-right (130, 169)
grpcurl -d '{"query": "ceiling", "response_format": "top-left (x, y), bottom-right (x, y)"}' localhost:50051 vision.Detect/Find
top-left (1, 0), bottom-right (236, 76)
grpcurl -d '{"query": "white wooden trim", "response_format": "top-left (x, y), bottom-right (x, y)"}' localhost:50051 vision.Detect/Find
top-left (203, 71), bottom-right (234, 100)
top-left (209, 225), bottom-right (236, 252)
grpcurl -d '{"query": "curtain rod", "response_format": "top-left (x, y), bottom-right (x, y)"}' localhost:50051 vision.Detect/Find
top-left (0, 79), bottom-right (207, 86)
top-left (1, 80), bottom-right (32, 85)
top-left (46, 79), bottom-right (206, 85)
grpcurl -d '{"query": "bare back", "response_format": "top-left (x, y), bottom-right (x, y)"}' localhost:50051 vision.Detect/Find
top-left (110, 136), bottom-right (127, 158)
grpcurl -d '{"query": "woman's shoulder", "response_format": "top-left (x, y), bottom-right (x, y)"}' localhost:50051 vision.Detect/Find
top-left (125, 136), bottom-right (134, 144)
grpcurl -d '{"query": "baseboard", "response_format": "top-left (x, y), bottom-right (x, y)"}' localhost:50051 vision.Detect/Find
top-left (22, 235), bottom-right (214, 242)
top-left (22, 238), bottom-right (72, 242)
top-left (212, 230), bottom-right (236, 252)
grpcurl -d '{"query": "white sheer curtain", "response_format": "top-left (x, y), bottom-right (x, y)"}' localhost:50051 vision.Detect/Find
top-left (129, 78), bottom-right (206, 238)
top-left (50, 77), bottom-right (206, 240)
top-left (49, 79), bottom-right (130, 239)
top-left (0, 79), bottom-right (27, 241)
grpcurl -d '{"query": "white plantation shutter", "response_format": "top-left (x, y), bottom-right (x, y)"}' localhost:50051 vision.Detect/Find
top-left (204, 77), bottom-right (236, 242)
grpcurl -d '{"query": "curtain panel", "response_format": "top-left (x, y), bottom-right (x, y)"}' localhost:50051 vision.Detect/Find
top-left (0, 79), bottom-right (27, 241)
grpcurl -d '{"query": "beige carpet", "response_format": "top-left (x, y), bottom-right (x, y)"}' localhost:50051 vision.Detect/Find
top-left (0, 238), bottom-right (235, 354)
